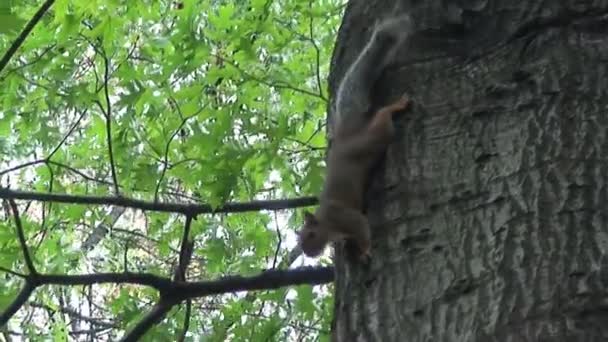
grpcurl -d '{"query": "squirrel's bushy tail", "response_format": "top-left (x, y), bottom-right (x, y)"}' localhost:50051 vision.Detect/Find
top-left (335, 15), bottom-right (413, 122)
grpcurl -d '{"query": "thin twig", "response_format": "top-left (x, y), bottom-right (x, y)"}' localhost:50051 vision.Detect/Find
top-left (48, 109), bottom-right (88, 159)
top-left (101, 53), bottom-right (120, 195)
top-left (272, 211), bottom-right (282, 269)
top-left (0, 109), bottom-right (85, 180)
top-left (304, 121), bottom-right (325, 145)
top-left (28, 302), bottom-right (117, 329)
top-left (284, 136), bottom-right (323, 150)
top-left (154, 98), bottom-right (203, 202)
top-left (36, 163), bottom-right (54, 250)
top-left (0, 159), bottom-right (112, 188)
top-left (2, 44), bottom-right (56, 79)
top-left (47, 160), bottom-right (112, 185)
top-left (0, 266), bottom-right (26, 278)
top-left (217, 55), bottom-right (327, 102)
top-left (309, 0), bottom-right (325, 100)
top-left (7, 199), bottom-right (37, 275)
top-left (13, 71), bottom-right (51, 90)
top-left (176, 300), bottom-right (191, 342)
top-left (0, 159), bottom-right (45, 177)
top-left (112, 35), bottom-right (140, 75)
top-left (112, 227), bottom-right (169, 249)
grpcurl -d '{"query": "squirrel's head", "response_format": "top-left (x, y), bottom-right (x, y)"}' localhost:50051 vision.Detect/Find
top-left (298, 211), bottom-right (329, 257)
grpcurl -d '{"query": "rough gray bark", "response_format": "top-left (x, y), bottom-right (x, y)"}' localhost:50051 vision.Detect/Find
top-left (329, 1), bottom-right (608, 341)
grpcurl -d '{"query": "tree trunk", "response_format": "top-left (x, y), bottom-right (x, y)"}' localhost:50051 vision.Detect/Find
top-left (329, 1), bottom-right (608, 341)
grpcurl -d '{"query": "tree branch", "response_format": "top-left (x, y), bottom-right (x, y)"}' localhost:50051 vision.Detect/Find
top-left (0, 263), bottom-right (332, 332)
top-left (174, 216), bottom-right (194, 281)
top-left (35, 266), bottom-right (333, 297)
top-left (0, 0), bottom-right (56, 75)
top-left (7, 199), bottom-right (37, 274)
top-left (177, 300), bottom-right (191, 342)
top-left (37, 272), bottom-right (173, 291)
top-left (172, 266), bottom-right (333, 300)
top-left (0, 188), bottom-right (318, 215)
top-left (272, 211), bottom-right (282, 268)
top-left (0, 282), bottom-right (35, 327)
top-left (120, 301), bottom-right (173, 342)
top-left (0, 267), bottom-right (332, 337)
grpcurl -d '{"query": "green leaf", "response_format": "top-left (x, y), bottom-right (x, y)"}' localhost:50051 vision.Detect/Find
top-left (0, 115), bottom-right (11, 135)
top-left (213, 3), bottom-right (236, 29)
top-left (51, 318), bottom-right (69, 341)
top-left (296, 285), bottom-right (316, 319)
top-left (0, 286), bottom-right (19, 311)
top-left (64, 205), bottom-right (86, 221)
top-left (0, 13), bottom-right (26, 34)
top-left (0, 0), bottom-right (345, 339)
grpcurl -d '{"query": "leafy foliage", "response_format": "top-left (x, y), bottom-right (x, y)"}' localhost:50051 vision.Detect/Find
top-left (0, 0), bottom-right (344, 340)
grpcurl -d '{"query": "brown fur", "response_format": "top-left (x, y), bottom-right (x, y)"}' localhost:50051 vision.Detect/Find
top-left (299, 96), bottom-right (410, 258)
top-left (298, 14), bottom-right (413, 260)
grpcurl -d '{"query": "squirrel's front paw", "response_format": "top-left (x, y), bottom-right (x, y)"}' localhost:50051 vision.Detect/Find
top-left (396, 93), bottom-right (410, 109)
top-left (389, 93), bottom-right (411, 112)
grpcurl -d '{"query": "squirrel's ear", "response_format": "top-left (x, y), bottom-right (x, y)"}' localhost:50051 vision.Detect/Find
top-left (303, 211), bottom-right (318, 224)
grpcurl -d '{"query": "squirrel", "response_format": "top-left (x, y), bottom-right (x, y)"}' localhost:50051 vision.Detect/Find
top-left (298, 15), bottom-right (413, 260)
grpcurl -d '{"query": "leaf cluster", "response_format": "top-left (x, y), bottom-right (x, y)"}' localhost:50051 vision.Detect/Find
top-left (0, 0), bottom-right (345, 340)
